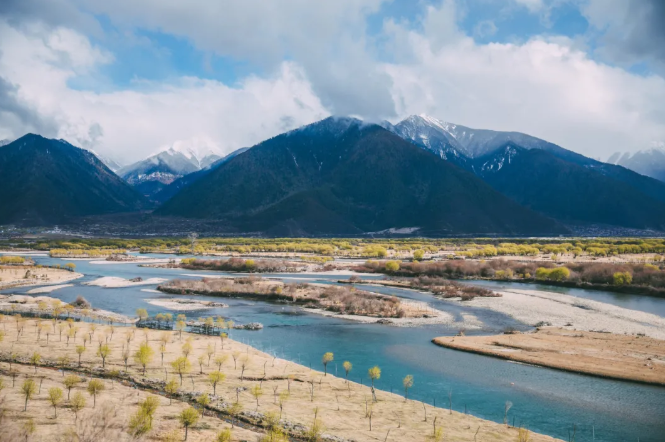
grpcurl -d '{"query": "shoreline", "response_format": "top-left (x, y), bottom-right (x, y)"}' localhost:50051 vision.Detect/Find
top-left (432, 327), bottom-right (665, 387)
top-left (84, 276), bottom-right (168, 288)
top-left (443, 288), bottom-right (665, 339)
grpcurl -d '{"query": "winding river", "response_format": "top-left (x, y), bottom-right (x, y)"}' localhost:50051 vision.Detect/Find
top-left (3, 253), bottom-right (665, 442)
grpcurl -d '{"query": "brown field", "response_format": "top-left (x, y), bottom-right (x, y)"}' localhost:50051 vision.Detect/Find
top-left (0, 315), bottom-right (563, 442)
top-left (433, 328), bottom-right (665, 386)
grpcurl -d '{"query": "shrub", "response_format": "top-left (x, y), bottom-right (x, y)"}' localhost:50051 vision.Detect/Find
top-left (613, 271), bottom-right (633, 286)
top-left (385, 261), bottom-right (400, 272)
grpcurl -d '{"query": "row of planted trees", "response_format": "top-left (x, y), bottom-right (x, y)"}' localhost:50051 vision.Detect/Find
top-left (0, 311), bottom-right (533, 442)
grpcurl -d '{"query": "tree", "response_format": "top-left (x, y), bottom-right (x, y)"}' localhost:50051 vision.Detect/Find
top-left (197, 355), bottom-right (206, 374)
top-left (403, 375), bottom-right (414, 400)
top-left (171, 356), bottom-right (192, 385)
top-left (250, 384), bottom-right (263, 410)
top-left (165, 379), bottom-right (179, 404)
top-left (134, 342), bottom-right (155, 375)
top-left (182, 341), bottom-right (193, 357)
top-left (70, 391), bottom-right (86, 421)
top-left (21, 378), bottom-right (37, 411)
top-left (47, 387), bottom-right (64, 418)
top-left (322, 352), bottom-right (333, 376)
top-left (136, 308), bottom-right (148, 321)
top-left (196, 393), bottom-right (210, 416)
top-left (176, 320), bottom-right (186, 339)
top-left (413, 250), bottom-right (424, 261)
top-left (368, 366), bottom-right (381, 402)
top-left (179, 407), bottom-right (200, 440)
top-left (206, 344), bottom-right (215, 366)
top-left (63, 374), bottom-right (82, 400)
top-left (87, 378), bottom-right (105, 408)
top-left (278, 391), bottom-right (289, 419)
top-left (97, 343), bottom-right (111, 368)
top-left (208, 371), bottom-right (226, 395)
top-left (343, 361), bottom-right (352, 381)
top-left (240, 356), bottom-right (250, 381)
top-left (214, 354), bottom-right (229, 371)
top-left (75, 345), bottom-right (86, 367)
top-left (130, 395), bottom-right (160, 436)
top-left (30, 351), bottom-right (41, 373)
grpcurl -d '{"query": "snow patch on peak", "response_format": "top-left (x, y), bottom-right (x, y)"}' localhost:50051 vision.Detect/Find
top-left (155, 137), bottom-right (223, 168)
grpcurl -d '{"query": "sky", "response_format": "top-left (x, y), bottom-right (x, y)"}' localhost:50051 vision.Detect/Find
top-left (0, 0), bottom-right (664, 164)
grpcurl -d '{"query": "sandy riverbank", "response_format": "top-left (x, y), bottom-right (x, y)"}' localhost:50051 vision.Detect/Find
top-left (452, 288), bottom-right (665, 339)
top-left (26, 283), bottom-right (74, 294)
top-left (85, 276), bottom-right (168, 288)
top-left (433, 327), bottom-right (665, 385)
top-left (0, 317), bottom-right (562, 442)
top-left (146, 298), bottom-right (228, 311)
top-left (0, 294), bottom-right (134, 323)
top-left (0, 265), bottom-right (83, 290)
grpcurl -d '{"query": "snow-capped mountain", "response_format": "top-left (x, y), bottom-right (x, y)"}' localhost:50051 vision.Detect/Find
top-left (388, 114), bottom-right (556, 160)
top-left (384, 115), bottom-right (471, 169)
top-left (607, 146), bottom-right (665, 183)
top-left (117, 141), bottom-right (223, 198)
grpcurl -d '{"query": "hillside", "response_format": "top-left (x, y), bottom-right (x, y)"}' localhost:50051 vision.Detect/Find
top-left (0, 134), bottom-right (147, 224)
top-left (157, 118), bottom-right (565, 235)
top-left (474, 145), bottom-right (665, 230)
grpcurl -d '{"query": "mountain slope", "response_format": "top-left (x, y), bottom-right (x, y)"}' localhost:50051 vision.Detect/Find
top-left (153, 147), bottom-right (249, 204)
top-left (474, 145), bottom-right (665, 230)
top-left (608, 149), bottom-right (665, 184)
top-left (157, 118), bottom-right (565, 235)
top-left (0, 134), bottom-right (147, 224)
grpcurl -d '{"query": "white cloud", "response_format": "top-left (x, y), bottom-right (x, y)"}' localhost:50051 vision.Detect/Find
top-left (513, 0), bottom-right (545, 12)
top-left (1, 0), bottom-right (665, 164)
top-left (0, 19), bottom-right (329, 163)
top-left (383, 2), bottom-right (665, 158)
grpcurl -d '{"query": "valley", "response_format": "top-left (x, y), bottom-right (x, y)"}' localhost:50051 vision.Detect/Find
top-left (0, 249), bottom-right (664, 441)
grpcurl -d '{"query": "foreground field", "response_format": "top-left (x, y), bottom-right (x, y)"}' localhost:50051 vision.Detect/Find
top-left (433, 328), bottom-right (665, 386)
top-left (0, 316), bottom-right (562, 442)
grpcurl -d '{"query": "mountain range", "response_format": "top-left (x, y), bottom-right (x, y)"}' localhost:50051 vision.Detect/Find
top-left (117, 143), bottom-right (223, 197)
top-left (385, 115), bottom-right (665, 230)
top-left (0, 134), bottom-right (147, 225)
top-left (157, 117), bottom-right (565, 235)
top-left (3, 115), bottom-right (665, 234)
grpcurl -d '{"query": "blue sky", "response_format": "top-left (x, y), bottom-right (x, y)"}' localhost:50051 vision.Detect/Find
top-left (0, 0), bottom-right (664, 163)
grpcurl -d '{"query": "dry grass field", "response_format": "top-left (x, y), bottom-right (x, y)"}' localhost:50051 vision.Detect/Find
top-left (433, 328), bottom-right (665, 385)
top-left (0, 315), bottom-right (563, 441)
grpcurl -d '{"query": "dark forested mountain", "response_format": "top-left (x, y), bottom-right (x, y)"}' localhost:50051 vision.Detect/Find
top-left (118, 145), bottom-right (222, 198)
top-left (388, 115), bottom-right (665, 230)
top-left (608, 148), bottom-right (665, 184)
top-left (0, 134), bottom-right (147, 224)
top-left (153, 147), bottom-right (250, 204)
top-left (157, 117), bottom-right (565, 235)
top-left (473, 145), bottom-right (665, 230)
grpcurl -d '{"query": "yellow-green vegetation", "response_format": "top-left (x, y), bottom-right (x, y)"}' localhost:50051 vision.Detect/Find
top-left (5, 237), bottom-right (665, 262)
top-left (0, 255), bottom-right (26, 264)
top-left (48, 248), bottom-right (127, 258)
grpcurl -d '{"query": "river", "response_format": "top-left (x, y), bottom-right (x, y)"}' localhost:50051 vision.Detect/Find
top-left (3, 253), bottom-right (665, 442)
